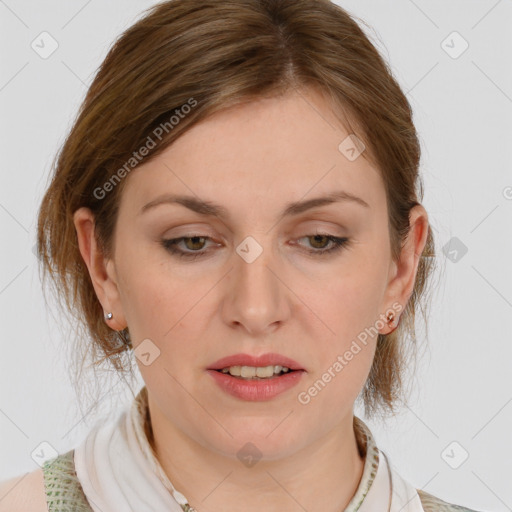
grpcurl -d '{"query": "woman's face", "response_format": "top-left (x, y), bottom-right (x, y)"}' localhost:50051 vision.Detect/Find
top-left (75, 87), bottom-right (427, 459)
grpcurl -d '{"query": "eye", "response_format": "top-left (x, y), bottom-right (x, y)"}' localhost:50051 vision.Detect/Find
top-left (161, 233), bottom-right (350, 260)
top-left (161, 235), bottom-right (214, 259)
top-left (296, 233), bottom-right (349, 256)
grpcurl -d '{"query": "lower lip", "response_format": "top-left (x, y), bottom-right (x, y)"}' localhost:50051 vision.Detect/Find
top-left (206, 369), bottom-right (305, 401)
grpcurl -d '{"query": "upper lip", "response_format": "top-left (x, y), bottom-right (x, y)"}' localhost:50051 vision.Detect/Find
top-left (207, 353), bottom-right (305, 371)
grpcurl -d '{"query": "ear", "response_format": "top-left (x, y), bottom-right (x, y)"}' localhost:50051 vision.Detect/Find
top-left (379, 204), bottom-right (430, 334)
top-left (73, 207), bottom-right (127, 331)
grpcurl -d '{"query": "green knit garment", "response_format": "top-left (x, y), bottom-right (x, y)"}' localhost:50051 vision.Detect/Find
top-left (42, 449), bottom-right (93, 512)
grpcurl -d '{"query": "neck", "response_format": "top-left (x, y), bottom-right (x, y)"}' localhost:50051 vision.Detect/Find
top-left (146, 393), bottom-right (366, 512)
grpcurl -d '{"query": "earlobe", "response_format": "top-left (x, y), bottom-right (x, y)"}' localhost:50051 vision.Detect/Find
top-left (73, 207), bottom-right (127, 331)
top-left (383, 309), bottom-right (400, 335)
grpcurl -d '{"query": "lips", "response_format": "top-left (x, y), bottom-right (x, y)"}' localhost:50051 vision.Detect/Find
top-left (207, 352), bottom-right (305, 371)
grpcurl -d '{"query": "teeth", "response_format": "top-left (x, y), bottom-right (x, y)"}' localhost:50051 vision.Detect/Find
top-left (219, 365), bottom-right (291, 378)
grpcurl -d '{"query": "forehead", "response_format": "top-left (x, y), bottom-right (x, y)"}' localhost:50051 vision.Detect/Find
top-left (120, 89), bottom-right (385, 220)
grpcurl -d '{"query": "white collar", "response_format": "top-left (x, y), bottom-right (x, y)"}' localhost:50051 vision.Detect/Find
top-left (359, 449), bottom-right (425, 512)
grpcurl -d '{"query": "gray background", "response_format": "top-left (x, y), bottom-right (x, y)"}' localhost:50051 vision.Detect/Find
top-left (0, 1), bottom-right (511, 511)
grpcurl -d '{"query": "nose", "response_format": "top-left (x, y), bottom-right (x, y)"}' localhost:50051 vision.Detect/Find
top-left (222, 236), bottom-right (291, 336)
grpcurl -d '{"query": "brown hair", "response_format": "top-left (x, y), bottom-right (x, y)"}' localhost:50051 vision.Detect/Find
top-left (36, 0), bottom-right (437, 421)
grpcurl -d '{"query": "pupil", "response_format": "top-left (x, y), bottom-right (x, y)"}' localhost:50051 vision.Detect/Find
top-left (186, 236), bottom-right (204, 250)
top-left (310, 235), bottom-right (327, 248)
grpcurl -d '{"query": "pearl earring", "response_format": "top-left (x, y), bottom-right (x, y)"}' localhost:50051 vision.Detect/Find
top-left (105, 312), bottom-right (113, 320)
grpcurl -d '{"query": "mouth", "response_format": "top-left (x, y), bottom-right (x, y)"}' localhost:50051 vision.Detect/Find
top-left (206, 353), bottom-right (306, 401)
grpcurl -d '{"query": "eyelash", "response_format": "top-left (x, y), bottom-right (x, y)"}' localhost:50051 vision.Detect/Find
top-left (161, 233), bottom-right (349, 260)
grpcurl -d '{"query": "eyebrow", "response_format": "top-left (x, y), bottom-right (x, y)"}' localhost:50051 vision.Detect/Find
top-left (139, 190), bottom-right (370, 220)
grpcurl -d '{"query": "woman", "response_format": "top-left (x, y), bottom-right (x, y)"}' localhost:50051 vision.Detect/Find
top-left (0, 0), bottom-right (483, 510)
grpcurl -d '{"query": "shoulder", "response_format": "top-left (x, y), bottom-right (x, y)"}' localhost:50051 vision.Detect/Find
top-left (418, 488), bottom-right (485, 512)
top-left (0, 449), bottom-right (93, 512)
top-left (0, 467), bottom-right (47, 512)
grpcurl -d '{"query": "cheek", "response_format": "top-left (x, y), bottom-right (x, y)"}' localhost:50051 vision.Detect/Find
top-left (310, 256), bottom-right (387, 342)
top-left (118, 255), bottom-right (217, 376)
top-left (298, 247), bottom-right (388, 393)
top-left (124, 272), bottom-right (200, 339)
top-left (115, 236), bottom-right (195, 327)
top-left (298, 283), bottom-right (379, 414)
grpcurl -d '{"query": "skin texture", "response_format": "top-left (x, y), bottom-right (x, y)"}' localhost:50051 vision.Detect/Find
top-left (74, 87), bottom-right (429, 512)
top-left (0, 469), bottom-right (47, 512)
